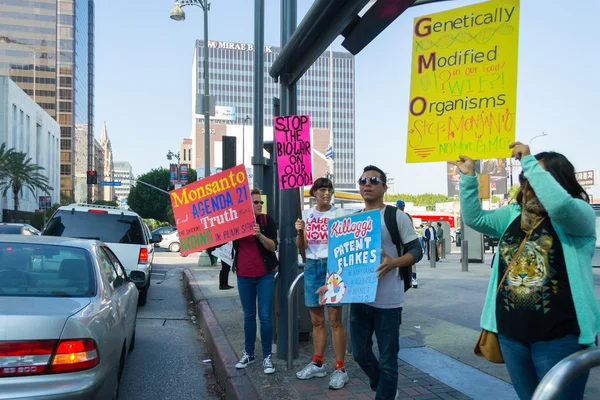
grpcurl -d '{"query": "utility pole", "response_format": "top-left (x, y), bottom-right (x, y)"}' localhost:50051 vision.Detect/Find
top-left (277, 0), bottom-right (299, 362)
top-left (252, 0), bottom-right (266, 189)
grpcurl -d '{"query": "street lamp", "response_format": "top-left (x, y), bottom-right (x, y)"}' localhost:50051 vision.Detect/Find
top-left (170, 0), bottom-right (212, 178)
top-left (166, 150), bottom-right (180, 161)
top-left (167, 149), bottom-right (180, 182)
top-left (242, 115), bottom-right (250, 166)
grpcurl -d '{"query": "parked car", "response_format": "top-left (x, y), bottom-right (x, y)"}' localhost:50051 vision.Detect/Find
top-left (0, 235), bottom-right (138, 399)
top-left (42, 203), bottom-right (161, 306)
top-left (156, 230), bottom-right (181, 253)
top-left (151, 226), bottom-right (176, 237)
top-left (0, 223), bottom-right (40, 235)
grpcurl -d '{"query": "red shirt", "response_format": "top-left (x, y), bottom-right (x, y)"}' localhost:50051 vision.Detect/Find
top-left (235, 236), bottom-right (266, 278)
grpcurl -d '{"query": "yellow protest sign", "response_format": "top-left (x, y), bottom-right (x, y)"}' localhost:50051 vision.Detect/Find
top-left (406, 0), bottom-right (520, 163)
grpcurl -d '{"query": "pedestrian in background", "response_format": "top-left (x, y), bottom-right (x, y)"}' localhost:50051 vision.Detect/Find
top-left (397, 200), bottom-right (418, 288)
top-left (232, 189), bottom-right (279, 375)
top-left (423, 221), bottom-right (439, 262)
top-left (295, 177), bottom-right (348, 390)
top-left (455, 142), bottom-right (600, 400)
top-left (436, 222), bottom-right (444, 261)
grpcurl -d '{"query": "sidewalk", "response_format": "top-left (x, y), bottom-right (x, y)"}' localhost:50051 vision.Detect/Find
top-left (183, 254), bottom-right (511, 400)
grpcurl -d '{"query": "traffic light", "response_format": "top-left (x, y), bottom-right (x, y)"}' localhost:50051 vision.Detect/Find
top-left (87, 170), bottom-right (97, 184)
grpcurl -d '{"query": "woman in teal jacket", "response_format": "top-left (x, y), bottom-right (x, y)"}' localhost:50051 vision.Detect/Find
top-left (455, 142), bottom-right (600, 400)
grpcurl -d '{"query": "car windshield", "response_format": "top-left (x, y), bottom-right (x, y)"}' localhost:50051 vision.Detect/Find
top-left (43, 210), bottom-right (146, 245)
top-left (0, 226), bottom-right (23, 234)
top-left (0, 242), bottom-right (96, 297)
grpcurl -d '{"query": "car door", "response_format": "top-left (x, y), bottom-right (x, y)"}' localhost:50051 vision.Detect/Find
top-left (103, 246), bottom-right (137, 345)
top-left (97, 247), bottom-right (131, 361)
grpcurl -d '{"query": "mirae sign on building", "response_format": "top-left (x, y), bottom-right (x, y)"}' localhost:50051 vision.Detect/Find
top-left (207, 40), bottom-right (274, 53)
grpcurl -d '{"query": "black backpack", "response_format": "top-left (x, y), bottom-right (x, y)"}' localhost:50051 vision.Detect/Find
top-left (383, 205), bottom-right (412, 292)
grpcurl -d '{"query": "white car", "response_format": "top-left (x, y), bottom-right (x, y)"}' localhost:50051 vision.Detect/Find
top-left (156, 230), bottom-right (181, 253)
top-left (42, 204), bottom-right (161, 306)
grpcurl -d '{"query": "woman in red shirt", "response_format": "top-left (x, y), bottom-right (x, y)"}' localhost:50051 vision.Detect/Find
top-left (233, 189), bottom-right (279, 375)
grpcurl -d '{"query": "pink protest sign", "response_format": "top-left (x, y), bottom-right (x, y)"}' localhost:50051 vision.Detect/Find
top-left (274, 115), bottom-right (314, 189)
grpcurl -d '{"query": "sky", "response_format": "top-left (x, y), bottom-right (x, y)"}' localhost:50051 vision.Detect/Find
top-left (95, 0), bottom-right (600, 196)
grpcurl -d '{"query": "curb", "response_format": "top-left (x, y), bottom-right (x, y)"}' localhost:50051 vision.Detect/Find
top-left (183, 268), bottom-right (259, 400)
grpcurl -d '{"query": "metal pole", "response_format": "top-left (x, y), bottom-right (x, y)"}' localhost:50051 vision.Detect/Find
top-left (342, 304), bottom-right (352, 355)
top-left (429, 240), bottom-right (436, 268)
top-left (252, 0), bottom-right (265, 189)
top-left (242, 119), bottom-right (245, 166)
top-left (277, 0), bottom-right (298, 362)
top-left (532, 347), bottom-right (600, 400)
top-left (287, 272), bottom-right (303, 370)
top-left (203, 2), bottom-right (211, 178)
top-left (461, 240), bottom-right (469, 272)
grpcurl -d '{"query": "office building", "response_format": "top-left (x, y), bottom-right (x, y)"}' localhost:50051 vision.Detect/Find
top-left (0, 76), bottom-right (60, 217)
top-left (73, 123), bottom-right (88, 202)
top-left (0, 0), bottom-right (96, 199)
top-left (190, 40), bottom-right (355, 189)
top-left (99, 122), bottom-right (115, 202)
top-left (114, 161), bottom-right (133, 205)
top-left (92, 137), bottom-right (104, 201)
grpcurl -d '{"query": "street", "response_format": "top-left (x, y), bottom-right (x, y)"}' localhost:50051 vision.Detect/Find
top-left (119, 249), bottom-right (221, 400)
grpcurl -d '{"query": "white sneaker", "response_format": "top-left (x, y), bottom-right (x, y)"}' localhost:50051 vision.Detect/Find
top-left (235, 351), bottom-right (255, 369)
top-left (263, 355), bottom-right (275, 374)
top-left (412, 278), bottom-right (418, 288)
top-left (328, 368), bottom-right (348, 390)
top-left (296, 362), bottom-right (327, 380)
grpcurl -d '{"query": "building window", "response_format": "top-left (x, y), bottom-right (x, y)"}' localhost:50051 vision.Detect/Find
top-left (60, 165), bottom-right (72, 175)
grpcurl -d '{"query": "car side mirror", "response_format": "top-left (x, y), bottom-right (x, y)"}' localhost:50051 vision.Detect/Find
top-left (151, 233), bottom-right (163, 244)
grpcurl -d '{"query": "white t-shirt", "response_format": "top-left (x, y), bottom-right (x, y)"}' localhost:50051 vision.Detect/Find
top-left (302, 206), bottom-right (340, 259)
top-left (369, 207), bottom-right (418, 309)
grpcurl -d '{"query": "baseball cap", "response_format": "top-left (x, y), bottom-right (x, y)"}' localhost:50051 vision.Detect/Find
top-left (396, 200), bottom-right (405, 208)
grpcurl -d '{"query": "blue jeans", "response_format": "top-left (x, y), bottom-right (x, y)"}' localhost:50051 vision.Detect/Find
top-left (237, 272), bottom-right (275, 360)
top-left (499, 334), bottom-right (590, 400)
top-left (351, 303), bottom-right (402, 400)
top-left (304, 258), bottom-right (340, 308)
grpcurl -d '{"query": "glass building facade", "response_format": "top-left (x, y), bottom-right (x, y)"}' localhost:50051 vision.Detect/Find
top-left (194, 40), bottom-right (355, 189)
top-left (0, 0), bottom-right (95, 199)
top-left (0, 0), bottom-right (58, 117)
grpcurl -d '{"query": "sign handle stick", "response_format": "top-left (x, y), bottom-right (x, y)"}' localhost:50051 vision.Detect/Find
top-left (296, 188), bottom-right (306, 263)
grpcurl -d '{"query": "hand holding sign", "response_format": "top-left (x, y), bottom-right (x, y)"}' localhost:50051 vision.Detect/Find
top-left (450, 155), bottom-right (476, 176)
top-left (509, 141), bottom-right (531, 161)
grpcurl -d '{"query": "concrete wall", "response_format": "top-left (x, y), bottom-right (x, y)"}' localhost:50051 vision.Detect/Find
top-left (0, 76), bottom-right (60, 216)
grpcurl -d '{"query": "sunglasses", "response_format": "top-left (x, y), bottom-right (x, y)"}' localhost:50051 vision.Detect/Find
top-left (253, 200), bottom-right (264, 205)
top-left (358, 177), bottom-right (385, 186)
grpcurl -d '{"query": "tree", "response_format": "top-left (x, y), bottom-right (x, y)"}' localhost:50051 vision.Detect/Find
top-left (127, 168), bottom-right (170, 221)
top-left (0, 143), bottom-right (14, 175)
top-left (60, 191), bottom-right (75, 205)
top-left (0, 151), bottom-right (53, 211)
top-left (93, 199), bottom-right (118, 207)
top-left (127, 167), bottom-right (197, 222)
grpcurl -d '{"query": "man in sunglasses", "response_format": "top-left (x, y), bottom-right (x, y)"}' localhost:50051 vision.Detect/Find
top-left (352, 165), bottom-right (423, 399)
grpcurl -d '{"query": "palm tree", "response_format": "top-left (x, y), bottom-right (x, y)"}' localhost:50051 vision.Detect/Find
top-left (0, 151), bottom-right (53, 212)
top-left (0, 143), bottom-right (14, 175)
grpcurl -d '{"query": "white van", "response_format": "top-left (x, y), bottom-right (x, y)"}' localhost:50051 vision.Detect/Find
top-left (42, 203), bottom-right (161, 305)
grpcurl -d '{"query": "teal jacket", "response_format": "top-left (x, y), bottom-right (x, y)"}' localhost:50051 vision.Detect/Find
top-left (460, 155), bottom-right (600, 346)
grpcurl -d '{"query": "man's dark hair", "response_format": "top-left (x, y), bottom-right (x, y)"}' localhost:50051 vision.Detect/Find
top-left (362, 165), bottom-right (387, 184)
